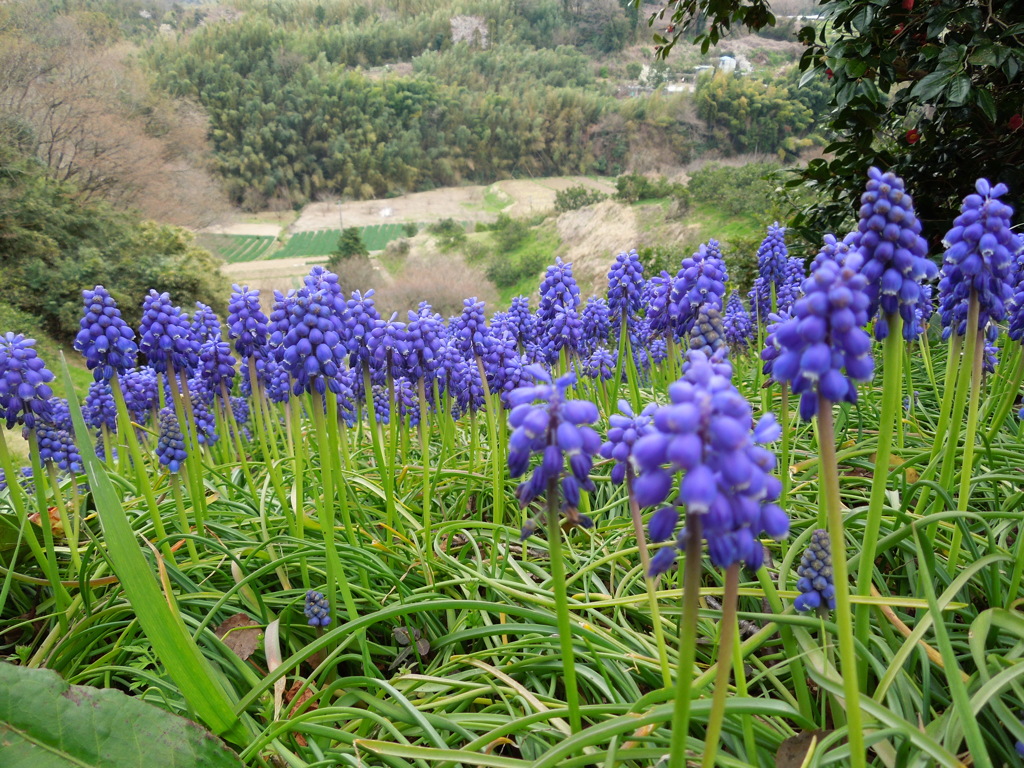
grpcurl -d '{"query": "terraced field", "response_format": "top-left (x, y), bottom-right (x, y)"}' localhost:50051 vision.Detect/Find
top-left (198, 234), bottom-right (277, 262)
top-left (271, 224), bottom-right (410, 260)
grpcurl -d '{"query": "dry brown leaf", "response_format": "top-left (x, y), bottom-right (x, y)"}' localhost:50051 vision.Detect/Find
top-left (28, 507), bottom-right (63, 537)
top-left (214, 613), bottom-right (262, 660)
top-left (284, 679), bottom-right (319, 747)
top-left (776, 730), bottom-right (831, 768)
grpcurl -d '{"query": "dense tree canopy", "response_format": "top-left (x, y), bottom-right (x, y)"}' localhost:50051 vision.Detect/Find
top-left (641, 0), bottom-right (1024, 243)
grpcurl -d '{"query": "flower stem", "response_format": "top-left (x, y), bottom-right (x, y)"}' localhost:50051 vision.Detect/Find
top-left (667, 512), bottom-right (703, 768)
top-left (855, 312), bottom-right (902, 687)
top-left (817, 396), bottom-right (865, 768)
top-left (170, 472), bottom-right (199, 564)
top-left (546, 477), bottom-right (581, 733)
top-left (701, 563), bottom-right (740, 768)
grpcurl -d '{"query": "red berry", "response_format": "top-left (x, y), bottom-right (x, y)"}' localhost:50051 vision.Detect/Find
top-left (826, 68), bottom-right (834, 80)
top-left (905, 128), bottom-right (921, 144)
top-left (1010, 114), bottom-right (1023, 131)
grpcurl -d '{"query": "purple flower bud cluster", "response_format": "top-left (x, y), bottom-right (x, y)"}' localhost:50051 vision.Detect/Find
top-left (343, 290), bottom-right (382, 370)
top-left (581, 296), bottom-right (611, 353)
top-left (506, 296), bottom-right (535, 348)
top-left (121, 367), bottom-right (158, 423)
top-left (0, 333), bottom-right (55, 430)
top-left (750, 223), bottom-right (789, 322)
top-left (769, 252), bottom-right (874, 420)
top-left (188, 376), bottom-right (218, 446)
top-left (84, 380), bottom-right (117, 433)
top-left (156, 407), bottom-right (187, 472)
top-left (270, 286), bottom-right (347, 397)
top-left (644, 271), bottom-right (676, 339)
top-left (482, 330), bottom-right (527, 406)
top-left (759, 311), bottom-right (790, 379)
top-left (368, 315), bottom-right (410, 379)
top-left (810, 234), bottom-right (855, 272)
top-left (227, 285), bottom-right (269, 360)
top-left (31, 423), bottom-right (82, 473)
top-left (600, 399), bottom-right (656, 485)
top-left (851, 167), bottom-right (937, 340)
top-left (507, 367), bottom-right (601, 532)
top-left (793, 529), bottom-right (836, 613)
top-left (938, 179), bottom-right (1019, 340)
top-left (723, 292), bottom-right (754, 348)
top-left (190, 302), bottom-right (221, 344)
top-left (687, 305), bottom-right (727, 360)
top-left (632, 352), bottom-right (788, 575)
top-left (537, 259), bottom-right (583, 361)
top-left (48, 398), bottom-right (73, 432)
top-left (304, 589), bottom-right (331, 627)
top-left (199, 339), bottom-right (237, 393)
top-left (404, 306), bottom-right (443, 384)
top-left (139, 291), bottom-right (199, 374)
top-left (453, 298), bottom-right (489, 359)
top-left (74, 286), bottom-right (138, 382)
top-left (582, 346), bottom-right (616, 381)
top-left (607, 249), bottom-right (645, 333)
top-left (673, 243), bottom-right (728, 338)
top-left (776, 258), bottom-right (805, 314)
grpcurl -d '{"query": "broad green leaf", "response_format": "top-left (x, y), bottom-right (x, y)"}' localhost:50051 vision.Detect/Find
top-left (0, 663), bottom-right (244, 768)
top-left (947, 75), bottom-right (972, 107)
top-left (976, 88), bottom-right (997, 123)
top-left (912, 70), bottom-right (951, 102)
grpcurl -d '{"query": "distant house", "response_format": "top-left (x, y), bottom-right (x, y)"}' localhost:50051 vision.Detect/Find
top-left (718, 56), bottom-right (737, 74)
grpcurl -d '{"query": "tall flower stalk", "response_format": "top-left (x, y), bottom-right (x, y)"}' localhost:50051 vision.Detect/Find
top-left (770, 252), bottom-right (874, 768)
top-left (508, 367), bottom-right (601, 733)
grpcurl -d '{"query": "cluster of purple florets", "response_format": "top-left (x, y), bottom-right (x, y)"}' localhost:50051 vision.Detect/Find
top-left (74, 286), bottom-right (138, 382)
top-left (938, 179), bottom-right (1020, 340)
top-left (850, 167), bottom-right (937, 340)
top-left (793, 529), bottom-right (836, 613)
top-left (768, 251), bottom-right (874, 420)
top-left (607, 249), bottom-right (645, 332)
top-left (304, 590), bottom-right (331, 627)
top-left (139, 291), bottom-right (199, 374)
top-left (600, 400), bottom-right (656, 485)
top-left (750, 223), bottom-right (789, 322)
top-left (0, 333), bottom-right (55, 430)
top-left (632, 351), bottom-right (788, 575)
top-left (156, 407), bottom-right (187, 472)
top-left (507, 367), bottom-right (601, 534)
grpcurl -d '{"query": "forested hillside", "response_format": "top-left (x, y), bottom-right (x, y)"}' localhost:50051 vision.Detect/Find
top-left (148, 0), bottom-right (825, 209)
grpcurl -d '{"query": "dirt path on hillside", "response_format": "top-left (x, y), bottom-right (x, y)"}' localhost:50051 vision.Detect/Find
top-left (203, 176), bottom-right (617, 237)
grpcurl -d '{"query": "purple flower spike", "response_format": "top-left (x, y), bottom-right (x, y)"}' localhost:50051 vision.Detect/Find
top-left (750, 223), bottom-right (789, 323)
top-left (84, 380), bottom-right (117, 433)
top-left (227, 285), bottom-right (269, 360)
top-left (687, 305), bottom-right (727, 360)
top-left (74, 286), bottom-right (138, 382)
top-left (190, 302), bottom-right (221, 344)
top-left (632, 352), bottom-right (788, 575)
top-left (156, 407), bottom-right (187, 472)
top-left (600, 399), bottom-right (657, 485)
top-left (121, 367), bottom-right (158, 424)
top-left (582, 346), bottom-right (616, 381)
top-left (304, 589), bottom-right (331, 627)
top-left (607, 248), bottom-right (646, 334)
top-left (769, 251), bottom-right (874, 420)
top-left (454, 298), bottom-right (489, 359)
top-left (939, 179), bottom-right (1019, 341)
top-left (851, 167), bottom-right (937, 340)
top-left (0, 333), bottom-right (55, 430)
top-left (537, 259), bottom-right (583, 361)
top-left (581, 297), bottom-right (611, 353)
top-left (199, 339), bottom-right (237, 393)
top-left (506, 296), bottom-right (535, 348)
top-left (139, 291), bottom-right (199, 375)
top-left (507, 369), bottom-right (601, 537)
top-left (673, 242), bottom-right (728, 338)
top-left (270, 284), bottom-right (347, 397)
top-left (794, 529), bottom-right (836, 613)
top-left (723, 291), bottom-right (754, 349)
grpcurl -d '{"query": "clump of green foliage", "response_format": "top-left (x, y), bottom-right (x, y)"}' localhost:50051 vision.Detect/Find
top-left (0, 141), bottom-right (224, 344)
top-left (427, 219), bottom-right (467, 252)
top-left (327, 228), bottom-right (369, 271)
top-left (614, 173), bottom-right (689, 205)
top-left (554, 185), bottom-right (608, 213)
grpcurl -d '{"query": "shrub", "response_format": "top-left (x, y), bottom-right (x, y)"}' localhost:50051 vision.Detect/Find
top-left (426, 218), bottom-right (467, 251)
top-left (554, 185), bottom-right (608, 213)
top-left (490, 214), bottom-right (530, 253)
top-left (614, 173), bottom-right (688, 204)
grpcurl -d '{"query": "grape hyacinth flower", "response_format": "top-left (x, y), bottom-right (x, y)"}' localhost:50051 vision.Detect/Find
top-left (31, 423), bottom-right (83, 474)
top-left (156, 407), bottom-right (187, 472)
top-left (582, 346), bottom-right (616, 381)
top-left (793, 529), bottom-right (836, 613)
top-left (723, 291), bottom-right (754, 349)
top-left (368, 314), bottom-right (410, 380)
top-left (199, 339), bottom-right (237, 394)
top-left (760, 311), bottom-right (791, 380)
top-left (769, 253), bottom-right (874, 420)
top-left (190, 302), bottom-right (222, 344)
top-left (581, 296), bottom-right (611, 353)
top-left (139, 291), bottom-right (200, 375)
top-left (673, 242), bottom-right (728, 337)
top-left (84, 380), bottom-right (117, 433)
top-left (938, 179), bottom-right (1019, 340)
top-left (507, 295), bottom-right (535, 348)
top-left (633, 351), bottom-right (788, 576)
top-left (271, 288), bottom-right (347, 397)
top-left (750, 223), bottom-right (789, 323)
top-left (0, 333), bottom-right (54, 430)
top-left (600, 399), bottom-right (656, 486)
top-left (227, 284), bottom-right (270, 359)
top-left (74, 286), bottom-right (138, 382)
top-left (851, 167), bottom-right (936, 340)
top-left (121, 367), bottom-right (158, 424)
top-left (507, 367), bottom-right (601, 530)
top-left (537, 259), bottom-right (583, 361)
top-left (453, 298), bottom-right (489, 360)
top-left (687, 305), bottom-right (727, 360)
top-left (48, 398), bottom-right (73, 432)
top-left (607, 248), bottom-right (645, 334)
top-left (304, 589), bottom-right (331, 627)
top-left (343, 289), bottom-right (382, 372)
top-left (776, 257), bottom-right (805, 314)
